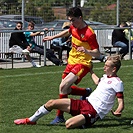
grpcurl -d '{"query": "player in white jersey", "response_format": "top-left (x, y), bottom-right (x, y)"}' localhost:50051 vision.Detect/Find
top-left (14, 55), bottom-right (124, 129)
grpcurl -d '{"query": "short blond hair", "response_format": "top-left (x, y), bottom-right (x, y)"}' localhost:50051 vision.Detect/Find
top-left (107, 55), bottom-right (121, 72)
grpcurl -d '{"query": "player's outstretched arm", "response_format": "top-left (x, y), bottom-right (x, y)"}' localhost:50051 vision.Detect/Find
top-left (43, 29), bottom-right (70, 42)
top-left (111, 97), bottom-right (124, 117)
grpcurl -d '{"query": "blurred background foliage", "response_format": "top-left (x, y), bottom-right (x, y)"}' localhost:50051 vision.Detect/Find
top-left (0, 0), bottom-right (133, 24)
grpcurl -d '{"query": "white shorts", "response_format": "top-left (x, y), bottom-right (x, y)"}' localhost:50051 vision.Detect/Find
top-left (9, 45), bottom-right (23, 54)
top-left (9, 45), bottom-right (29, 55)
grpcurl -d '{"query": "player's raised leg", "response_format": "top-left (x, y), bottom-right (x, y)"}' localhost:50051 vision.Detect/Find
top-left (50, 72), bottom-right (77, 124)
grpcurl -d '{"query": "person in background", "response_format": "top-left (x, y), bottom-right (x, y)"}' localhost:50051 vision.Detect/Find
top-left (42, 7), bottom-right (102, 124)
top-left (14, 55), bottom-right (124, 129)
top-left (24, 21), bottom-right (61, 66)
top-left (112, 22), bottom-right (129, 59)
top-left (9, 21), bottom-right (40, 67)
top-left (51, 22), bottom-right (72, 64)
top-left (123, 21), bottom-right (133, 51)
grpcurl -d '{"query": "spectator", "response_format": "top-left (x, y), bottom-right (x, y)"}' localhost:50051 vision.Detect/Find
top-left (51, 22), bottom-right (71, 64)
top-left (42, 7), bottom-right (102, 124)
top-left (112, 22), bottom-right (129, 59)
top-left (9, 21), bottom-right (40, 67)
top-left (123, 21), bottom-right (133, 51)
top-left (24, 21), bottom-right (61, 66)
top-left (14, 55), bottom-right (124, 129)
top-left (131, 120), bottom-right (133, 125)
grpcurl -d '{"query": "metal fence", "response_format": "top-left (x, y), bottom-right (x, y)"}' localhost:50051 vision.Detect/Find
top-left (0, 28), bottom-right (112, 54)
top-left (0, 27), bottom-right (132, 61)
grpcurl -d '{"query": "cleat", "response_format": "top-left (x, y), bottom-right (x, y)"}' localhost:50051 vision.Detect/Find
top-left (80, 88), bottom-right (92, 100)
top-left (14, 118), bottom-right (36, 125)
top-left (50, 116), bottom-right (66, 125)
top-left (22, 49), bottom-right (30, 55)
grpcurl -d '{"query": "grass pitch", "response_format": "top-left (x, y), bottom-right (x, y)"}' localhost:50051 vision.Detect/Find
top-left (0, 60), bottom-right (133, 133)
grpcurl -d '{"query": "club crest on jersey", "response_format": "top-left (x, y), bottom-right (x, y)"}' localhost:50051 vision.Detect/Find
top-left (108, 81), bottom-right (112, 84)
top-left (81, 34), bottom-right (84, 38)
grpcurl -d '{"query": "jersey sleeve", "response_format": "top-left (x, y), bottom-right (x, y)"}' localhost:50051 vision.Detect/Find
top-left (68, 26), bottom-right (72, 34)
top-left (88, 34), bottom-right (99, 50)
top-left (114, 81), bottom-right (124, 93)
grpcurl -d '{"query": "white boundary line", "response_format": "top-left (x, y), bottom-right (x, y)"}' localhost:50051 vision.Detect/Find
top-left (0, 65), bottom-right (132, 78)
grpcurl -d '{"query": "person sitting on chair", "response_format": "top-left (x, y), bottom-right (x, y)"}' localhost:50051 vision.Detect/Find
top-left (112, 22), bottom-right (129, 59)
top-left (24, 21), bottom-right (61, 66)
top-left (51, 22), bottom-right (71, 64)
top-left (9, 21), bottom-right (40, 67)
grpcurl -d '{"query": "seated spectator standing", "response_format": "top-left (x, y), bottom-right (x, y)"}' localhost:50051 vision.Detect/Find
top-left (9, 21), bottom-right (40, 67)
top-left (51, 22), bottom-right (71, 64)
top-left (112, 22), bottom-right (129, 59)
top-left (24, 21), bottom-right (61, 66)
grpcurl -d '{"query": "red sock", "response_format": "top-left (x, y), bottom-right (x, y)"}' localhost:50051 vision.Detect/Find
top-left (56, 94), bottom-right (68, 116)
top-left (69, 85), bottom-right (86, 96)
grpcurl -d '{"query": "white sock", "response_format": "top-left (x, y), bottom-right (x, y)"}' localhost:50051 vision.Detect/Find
top-left (31, 60), bottom-right (36, 67)
top-left (29, 105), bottom-right (50, 122)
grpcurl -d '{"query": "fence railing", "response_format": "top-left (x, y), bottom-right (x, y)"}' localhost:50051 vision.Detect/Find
top-left (0, 27), bottom-right (132, 64)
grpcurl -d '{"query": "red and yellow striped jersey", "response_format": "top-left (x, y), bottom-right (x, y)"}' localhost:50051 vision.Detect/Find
top-left (68, 25), bottom-right (99, 67)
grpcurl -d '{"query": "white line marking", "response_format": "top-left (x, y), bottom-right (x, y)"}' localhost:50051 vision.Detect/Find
top-left (0, 65), bottom-right (132, 78)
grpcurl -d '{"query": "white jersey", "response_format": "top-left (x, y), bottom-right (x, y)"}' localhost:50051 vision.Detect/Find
top-left (87, 74), bottom-right (124, 119)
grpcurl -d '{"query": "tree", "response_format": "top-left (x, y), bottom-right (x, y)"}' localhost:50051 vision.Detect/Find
top-left (84, 0), bottom-right (133, 24)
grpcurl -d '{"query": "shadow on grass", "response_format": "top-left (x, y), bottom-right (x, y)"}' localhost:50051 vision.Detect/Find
top-left (93, 116), bottom-right (132, 129)
top-left (32, 117), bottom-right (133, 130)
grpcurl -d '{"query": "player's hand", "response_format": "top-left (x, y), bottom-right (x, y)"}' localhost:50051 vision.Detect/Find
top-left (43, 36), bottom-right (53, 42)
top-left (111, 110), bottom-right (121, 117)
top-left (77, 46), bottom-right (87, 53)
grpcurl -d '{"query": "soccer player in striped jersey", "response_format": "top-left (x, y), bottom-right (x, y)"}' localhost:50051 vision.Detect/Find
top-left (42, 7), bottom-right (102, 124)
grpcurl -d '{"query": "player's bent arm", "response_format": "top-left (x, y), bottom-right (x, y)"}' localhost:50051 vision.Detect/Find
top-left (86, 49), bottom-right (101, 58)
top-left (111, 97), bottom-right (124, 117)
top-left (90, 69), bottom-right (100, 85)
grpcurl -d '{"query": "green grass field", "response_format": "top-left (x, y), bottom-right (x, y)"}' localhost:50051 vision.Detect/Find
top-left (0, 60), bottom-right (133, 133)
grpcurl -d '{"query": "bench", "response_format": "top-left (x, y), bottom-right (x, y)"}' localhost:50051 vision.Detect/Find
top-left (1, 52), bottom-right (42, 69)
top-left (102, 45), bottom-right (121, 56)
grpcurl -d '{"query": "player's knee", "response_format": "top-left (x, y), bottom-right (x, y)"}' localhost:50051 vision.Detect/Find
top-left (59, 83), bottom-right (67, 93)
top-left (65, 119), bottom-right (74, 129)
top-left (46, 99), bottom-right (55, 108)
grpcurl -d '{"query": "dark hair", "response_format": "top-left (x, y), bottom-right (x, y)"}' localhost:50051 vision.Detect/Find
top-left (118, 22), bottom-right (128, 27)
top-left (28, 21), bottom-right (35, 27)
top-left (67, 7), bottom-right (82, 18)
top-left (16, 21), bottom-right (23, 25)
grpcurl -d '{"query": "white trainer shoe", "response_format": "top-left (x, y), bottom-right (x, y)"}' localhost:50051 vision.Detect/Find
top-left (22, 49), bottom-right (30, 55)
top-left (33, 64), bottom-right (41, 68)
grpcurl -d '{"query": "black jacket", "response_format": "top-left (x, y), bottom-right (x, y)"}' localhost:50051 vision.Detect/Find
top-left (9, 28), bottom-right (29, 49)
top-left (112, 26), bottom-right (129, 45)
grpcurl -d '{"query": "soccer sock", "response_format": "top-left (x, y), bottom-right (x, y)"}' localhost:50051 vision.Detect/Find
top-left (29, 105), bottom-right (50, 122)
top-left (56, 94), bottom-right (68, 116)
top-left (69, 85), bottom-right (86, 96)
